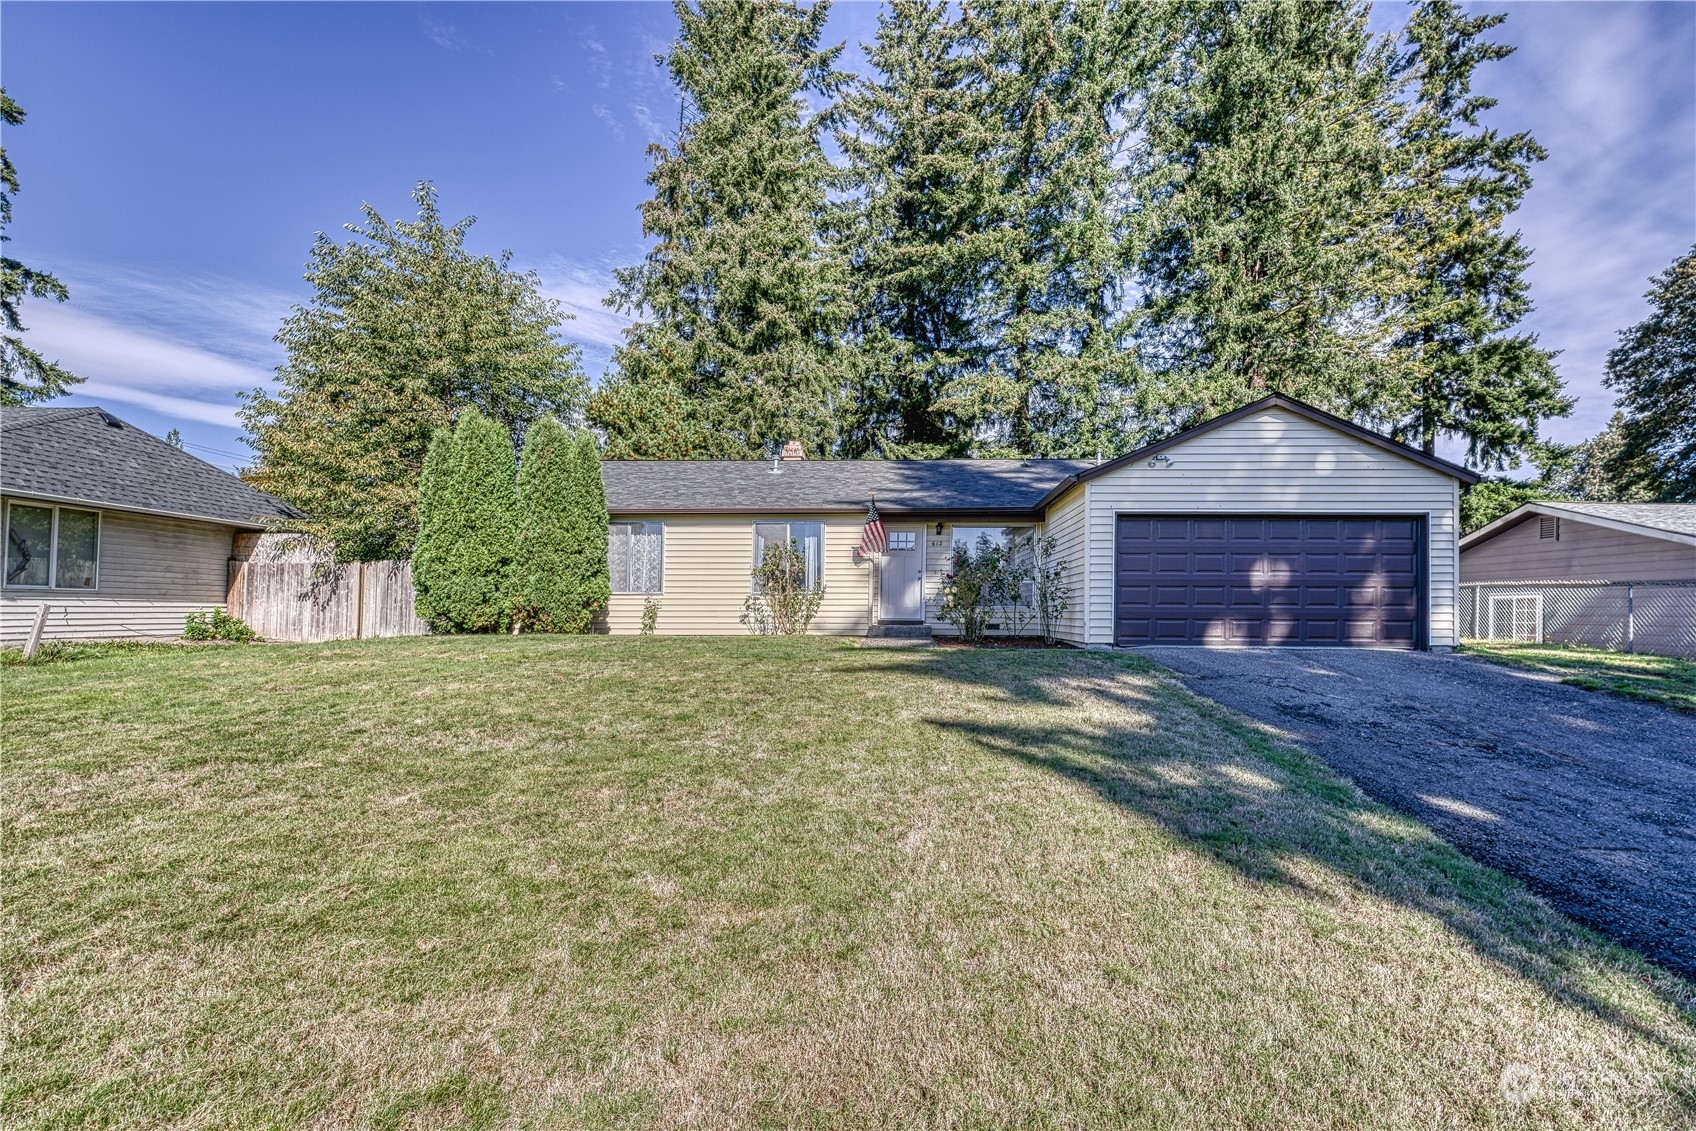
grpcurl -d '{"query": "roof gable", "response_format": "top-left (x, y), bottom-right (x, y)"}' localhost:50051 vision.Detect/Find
top-left (1462, 501), bottom-right (1696, 551)
top-left (1035, 395), bottom-right (1479, 509)
top-left (0, 406), bottom-right (300, 528)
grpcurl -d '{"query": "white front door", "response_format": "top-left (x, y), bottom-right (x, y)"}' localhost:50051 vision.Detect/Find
top-left (878, 526), bottom-right (925, 622)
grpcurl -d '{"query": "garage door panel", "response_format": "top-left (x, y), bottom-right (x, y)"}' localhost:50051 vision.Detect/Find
top-left (1114, 514), bottom-right (1421, 648)
top-left (1154, 519), bottom-right (1195, 540)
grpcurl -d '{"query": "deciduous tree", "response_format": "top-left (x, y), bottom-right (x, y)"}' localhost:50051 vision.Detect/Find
top-left (242, 183), bottom-right (583, 560)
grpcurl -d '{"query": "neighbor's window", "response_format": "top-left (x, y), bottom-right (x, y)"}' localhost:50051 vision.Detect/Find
top-left (609, 521), bottom-right (664, 594)
top-left (753, 521), bottom-right (823, 590)
top-left (4, 503), bottom-right (100, 589)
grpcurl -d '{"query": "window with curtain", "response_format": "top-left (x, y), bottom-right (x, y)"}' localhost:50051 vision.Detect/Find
top-left (752, 521), bottom-right (823, 590)
top-left (4, 503), bottom-right (99, 589)
top-left (608, 522), bottom-right (664, 594)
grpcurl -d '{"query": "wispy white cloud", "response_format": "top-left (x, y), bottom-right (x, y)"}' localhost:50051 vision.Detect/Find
top-left (25, 302), bottom-right (274, 429)
top-left (419, 14), bottom-right (468, 52)
top-left (630, 101), bottom-right (665, 145)
top-left (580, 33), bottom-right (612, 89)
top-left (1483, 2), bottom-right (1696, 443)
top-left (18, 260), bottom-right (291, 440)
top-left (591, 103), bottom-right (624, 141)
top-left (530, 257), bottom-right (631, 354)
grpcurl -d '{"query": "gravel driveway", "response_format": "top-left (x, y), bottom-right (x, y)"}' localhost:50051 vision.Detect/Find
top-left (1139, 646), bottom-right (1696, 980)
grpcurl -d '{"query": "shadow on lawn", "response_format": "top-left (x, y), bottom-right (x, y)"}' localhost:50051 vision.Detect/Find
top-left (852, 645), bottom-right (1696, 1080)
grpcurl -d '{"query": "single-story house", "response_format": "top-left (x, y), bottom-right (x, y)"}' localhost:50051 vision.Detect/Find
top-left (1461, 501), bottom-right (1696, 583)
top-left (601, 394), bottom-right (1480, 649)
top-left (1, 406), bottom-right (298, 642)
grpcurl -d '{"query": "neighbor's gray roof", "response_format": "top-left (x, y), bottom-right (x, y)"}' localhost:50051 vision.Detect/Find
top-left (1544, 502), bottom-right (1696, 537)
top-left (0, 406), bottom-right (300, 528)
top-left (1461, 500), bottom-right (1696, 550)
top-left (601, 457), bottom-right (1095, 516)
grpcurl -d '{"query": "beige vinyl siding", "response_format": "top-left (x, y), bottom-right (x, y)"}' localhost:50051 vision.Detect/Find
top-left (600, 512), bottom-right (1063, 637)
top-left (1462, 517), bottom-right (1696, 583)
top-left (1, 501), bottom-right (235, 642)
top-left (602, 513), bottom-right (875, 635)
top-left (1077, 407), bottom-right (1463, 647)
top-left (1041, 484), bottom-right (1088, 644)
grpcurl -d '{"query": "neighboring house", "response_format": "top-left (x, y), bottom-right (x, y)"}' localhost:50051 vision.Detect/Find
top-left (1, 406), bottom-right (298, 642)
top-left (602, 394), bottom-right (1480, 649)
top-left (1461, 502), bottom-right (1696, 583)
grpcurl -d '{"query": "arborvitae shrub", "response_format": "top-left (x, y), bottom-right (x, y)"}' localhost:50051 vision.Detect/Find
top-left (412, 408), bottom-right (517, 632)
top-left (512, 420), bottom-right (609, 632)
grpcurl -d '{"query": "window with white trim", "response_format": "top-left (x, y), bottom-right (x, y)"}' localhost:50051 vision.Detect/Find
top-left (752, 521), bottom-right (823, 589)
top-left (4, 502), bottom-right (100, 590)
top-left (608, 522), bottom-right (665, 594)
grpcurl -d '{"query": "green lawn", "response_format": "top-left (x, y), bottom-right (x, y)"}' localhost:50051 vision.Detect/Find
top-left (5, 636), bottom-right (1693, 1129)
top-left (1462, 640), bottom-right (1696, 713)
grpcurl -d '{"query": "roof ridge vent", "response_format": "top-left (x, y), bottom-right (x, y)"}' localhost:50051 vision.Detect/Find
top-left (98, 411), bottom-right (124, 429)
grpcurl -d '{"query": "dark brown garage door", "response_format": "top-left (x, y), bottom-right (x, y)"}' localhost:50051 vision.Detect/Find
top-left (1114, 515), bottom-right (1422, 647)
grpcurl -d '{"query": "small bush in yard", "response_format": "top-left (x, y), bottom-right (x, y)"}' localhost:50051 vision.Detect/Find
top-left (641, 596), bottom-right (661, 635)
top-left (511, 419), bottom-right (609, 633)
top-left (412, 408), bottom-right (518, 633)
top-left (1025, 532), bottom-right (1073, 644)
top-left (938, 535), bottom-right (1005, 644)
top-left (183, 608), bottom-right (260, 642)
top-left (741, 541), bottom-right (824, 635)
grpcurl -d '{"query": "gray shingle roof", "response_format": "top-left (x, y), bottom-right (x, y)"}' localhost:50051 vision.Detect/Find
top-left (0, 406), bottom-right (300, 528)
top-left (601, 457), bottom-right (1095, 516)
top-left (1540, 502), bottom-right (1696, 538)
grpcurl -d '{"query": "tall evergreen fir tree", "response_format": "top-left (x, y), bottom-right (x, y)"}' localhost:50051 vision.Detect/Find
top-left (511, 418), bottom-right (609, 632)
top-left (935, 0), bottom-right (1158, 457)
top-left (1, 90), bottom-right (79, 406)
top-left (1137, 1), bottom-right (1402, 426)
top-left (1379, 0), bottom-right (1569, 467)
top-left (833, 0), bottom-right (996, 457)
top-left (594, 0), bottom-right (851, 460)
top-left (1602, 245), bottom-right (1696, 501)
top-left (411, 408), bottom-right (519, 634)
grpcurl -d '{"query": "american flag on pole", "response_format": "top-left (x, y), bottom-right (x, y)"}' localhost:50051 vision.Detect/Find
top-left (859, 498), bottom-right (888, 557)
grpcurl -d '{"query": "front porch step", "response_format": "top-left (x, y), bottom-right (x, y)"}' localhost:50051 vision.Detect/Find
top-left (866, 623), bottom-right (934, 639)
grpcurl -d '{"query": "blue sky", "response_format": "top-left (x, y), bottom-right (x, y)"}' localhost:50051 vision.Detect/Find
top-left (3, 1), bottom-right (1691, 471)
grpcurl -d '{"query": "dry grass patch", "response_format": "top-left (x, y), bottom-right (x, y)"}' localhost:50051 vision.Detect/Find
top-left (4, 635), bottom-right (1693, 1129)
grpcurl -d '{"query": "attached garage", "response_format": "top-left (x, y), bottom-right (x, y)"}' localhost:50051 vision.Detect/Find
top-left (1113, 514), bottom-right (1423, 647)
top-left (1037, 395), bottom-right (1478, 650)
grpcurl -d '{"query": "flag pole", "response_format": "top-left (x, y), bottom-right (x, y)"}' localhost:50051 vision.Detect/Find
top-left (867, 490), bottom-right (876, 631)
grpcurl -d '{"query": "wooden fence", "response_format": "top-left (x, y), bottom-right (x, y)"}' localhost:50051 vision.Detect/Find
top-left (226, 535), bottom-right (428, 643)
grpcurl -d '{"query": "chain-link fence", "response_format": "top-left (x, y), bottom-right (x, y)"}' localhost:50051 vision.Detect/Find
top-left (1460, 580), bottom-right (1696, 658)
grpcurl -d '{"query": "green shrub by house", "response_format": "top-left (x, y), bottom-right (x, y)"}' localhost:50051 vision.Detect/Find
top-left (412, 408), bottom-right (518, 633)
top-left (511, 419), bottom-right (609, 632)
